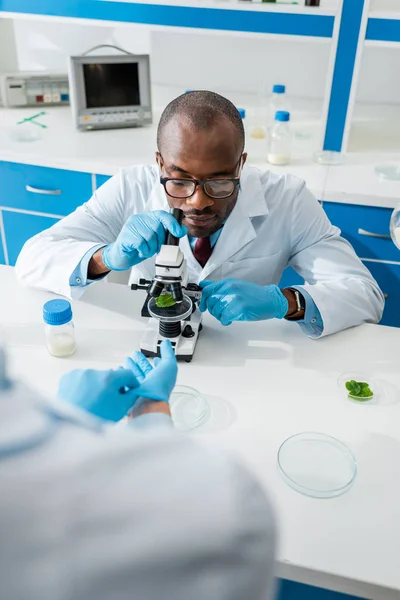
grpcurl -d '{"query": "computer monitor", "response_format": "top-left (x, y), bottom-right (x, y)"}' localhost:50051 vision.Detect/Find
top-left (69, 54), bottom-right (152, 131)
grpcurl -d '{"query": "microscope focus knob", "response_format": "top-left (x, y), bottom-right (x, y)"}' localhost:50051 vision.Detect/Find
top-left (182, 325), bottom-right (195, 338)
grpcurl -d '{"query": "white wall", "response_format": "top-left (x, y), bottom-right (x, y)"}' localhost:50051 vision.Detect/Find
top-left (9, 19), bottom-right (330, 99)
top-left (356, 45), bottom-right (400, 106)
top-left (10, 20), bottom-right (151, 72)
top-left (0, 19), bottom-right (18, 73)
top-left (3, 18), bottom-right (400, 106)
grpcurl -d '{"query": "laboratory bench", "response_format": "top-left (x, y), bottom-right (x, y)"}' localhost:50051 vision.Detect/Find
top-left (0, 264), bottom-right (399, 600)
top-left (0, 103), bottom-right (400, 326)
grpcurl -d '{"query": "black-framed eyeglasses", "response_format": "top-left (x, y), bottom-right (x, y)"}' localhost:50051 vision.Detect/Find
top-left (160, 176), bottom-right (240, 200)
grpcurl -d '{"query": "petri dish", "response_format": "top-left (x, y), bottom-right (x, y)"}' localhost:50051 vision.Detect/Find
top-left (337, 371), bottom-right (382, 404)
top-left (278, 432), bottom-right (357, 498)
top-left (170, 385), bottom-right (209, 431)
top-left (375, 164), bottom-right (400, 181)
top-left (147, 294), bottom-right (192, 323)
top-left (313, 150), bottom-right (345, 166)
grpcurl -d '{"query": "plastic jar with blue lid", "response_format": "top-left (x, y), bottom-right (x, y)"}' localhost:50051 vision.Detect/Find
top-left (43, 299), bottom-right (76, 358)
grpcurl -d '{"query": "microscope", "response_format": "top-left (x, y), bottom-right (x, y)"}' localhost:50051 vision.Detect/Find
top-left (131, 209), bottom-right (202, 362)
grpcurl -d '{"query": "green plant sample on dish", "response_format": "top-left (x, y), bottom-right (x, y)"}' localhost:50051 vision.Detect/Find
top-left (155, 294), bottom-right (177, 308)
top-left (345, 380), bottom-right (373, 401)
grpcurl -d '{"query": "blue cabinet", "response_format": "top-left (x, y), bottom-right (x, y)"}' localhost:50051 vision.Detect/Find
top-left (3, 211), bottom-right (60, 266)
top-left (0, 161), bottom-right (93, 216)
top-left (363, 260), bottom-right (400, 327)
top-left (323, 202), bottom-right (395, 261)
top-left (96, 174), bottom-right (112, 189)
top-left (278, 579), bottom-right (360, 600)
top-left (0, 224), bottom-right (5, 265)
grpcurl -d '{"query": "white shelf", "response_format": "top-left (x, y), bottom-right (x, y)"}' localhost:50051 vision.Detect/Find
top-left (103, 0), bottom-right (339, 17)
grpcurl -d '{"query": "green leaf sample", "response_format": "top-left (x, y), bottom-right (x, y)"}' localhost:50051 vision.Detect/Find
top-left (345, 380), bottom-right (373, 401)
top-left (156, 294), bottom-right (176, 309)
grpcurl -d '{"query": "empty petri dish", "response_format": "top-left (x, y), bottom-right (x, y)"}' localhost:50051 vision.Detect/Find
top-left (313, 150), bottom-right (345, 166)
top-left (170, 385), bottom-right (209, 431)
top-left (337, 371), bottom-right (382, 404)
top-left (375, 164), bottom-right (400, 181)
top-left (278, 432), bottom-right (357, 498)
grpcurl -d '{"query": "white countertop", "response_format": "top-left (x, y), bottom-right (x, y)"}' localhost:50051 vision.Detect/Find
top-left (1, 265), bottom-right (400, 599)
top-left (1, 95), bottom-right (399, 208)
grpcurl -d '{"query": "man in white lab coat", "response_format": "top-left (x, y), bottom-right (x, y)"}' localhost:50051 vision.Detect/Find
top-left (0, 341), bottom-right (276, 600)
top-left (16, 91), bottom-right (384, 338)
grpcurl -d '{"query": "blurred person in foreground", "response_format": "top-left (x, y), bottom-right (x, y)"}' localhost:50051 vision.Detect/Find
top-left (0, 340), bottom-right (276, 600)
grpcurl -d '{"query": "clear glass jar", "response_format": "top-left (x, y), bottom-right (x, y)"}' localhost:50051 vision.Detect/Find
top-left (267, 110), bottom-right (292, 165)
top-left (43, 299), bottom-right (76, 358)
top-left (45, 321), bottom-right (76, 358)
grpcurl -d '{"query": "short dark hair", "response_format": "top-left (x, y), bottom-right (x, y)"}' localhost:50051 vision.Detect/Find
top-left (157, 90), bottom-right (245, 154)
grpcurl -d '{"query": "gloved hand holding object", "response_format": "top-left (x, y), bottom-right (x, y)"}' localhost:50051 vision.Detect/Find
top-left (124, 339), bottom-right (178, 402)
top-left (58, 340), bottom-right (178, 421)
top-left (58, 368), bottom-right (139, 422)
top-left (199, 279), bottom-right (289, 326)
top-left (102, 210), bottom-right (187, 271)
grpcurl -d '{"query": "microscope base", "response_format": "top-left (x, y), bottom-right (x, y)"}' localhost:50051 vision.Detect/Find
top-left (140, 315), bottom-right (202, 363)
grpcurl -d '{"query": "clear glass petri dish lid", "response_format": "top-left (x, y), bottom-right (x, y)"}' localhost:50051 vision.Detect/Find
top-left (278, 432), bottom-right (357, 498)
top-left (170, 385), bottom-right (209, 431)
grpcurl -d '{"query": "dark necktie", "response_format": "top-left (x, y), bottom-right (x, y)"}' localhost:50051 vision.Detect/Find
top-left (193, 236), bottom-right (212, 268)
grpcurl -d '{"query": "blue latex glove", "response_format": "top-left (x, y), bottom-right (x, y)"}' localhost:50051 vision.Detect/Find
top-left (58, 368), bottom-right (140, 422)
top-left (124, 339), bottom-right (178, 402)
top-left (199, 279), bottom-right (289, 326)
top-left (102, 210), bottom-right (187, 271)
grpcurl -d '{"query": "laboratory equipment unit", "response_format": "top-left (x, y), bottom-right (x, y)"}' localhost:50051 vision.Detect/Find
top-left (1, 72), bottom-right (69, 108)
top-left (68, 53), bottom-right (152, 131)
top-left (131, 209), bottom-right (202, 362)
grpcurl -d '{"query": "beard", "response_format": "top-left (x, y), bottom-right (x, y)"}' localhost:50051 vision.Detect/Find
top-left (183, 194), bottom-right (238, 238)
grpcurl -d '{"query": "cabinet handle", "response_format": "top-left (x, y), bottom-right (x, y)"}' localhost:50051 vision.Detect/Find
top-left (26, 185), bottom-right (61, 196)
top-left (357, 228), bottom-right (390, 240)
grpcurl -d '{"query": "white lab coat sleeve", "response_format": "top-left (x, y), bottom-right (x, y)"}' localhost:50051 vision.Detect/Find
top-left (1, 378), bottom-right (277, 600)
top-left (15, 171), bottom-right (143, 300)
top-left (288, 183), bottom-right (384, 338)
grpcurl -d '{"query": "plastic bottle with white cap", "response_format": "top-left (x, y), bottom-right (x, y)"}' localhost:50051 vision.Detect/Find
top-left (267, 111), bottom-right (292, 166)
top-left (43, 299), bottom-right (76, 358)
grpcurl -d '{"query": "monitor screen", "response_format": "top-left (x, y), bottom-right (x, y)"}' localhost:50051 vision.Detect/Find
top-left (83, 62), bottom-right (140, 108)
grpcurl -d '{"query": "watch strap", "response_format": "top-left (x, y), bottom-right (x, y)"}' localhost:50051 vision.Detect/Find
top-left (285, 288), bottom-right (305, 320)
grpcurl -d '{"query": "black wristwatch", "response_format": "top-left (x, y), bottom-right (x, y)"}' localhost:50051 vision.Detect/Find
top-left (285, 288), bottom-right (306, 320)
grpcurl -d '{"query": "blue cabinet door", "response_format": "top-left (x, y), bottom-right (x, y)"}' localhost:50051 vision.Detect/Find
top-left (0, 161), bottom-right (93, 216)
top-left (323, 202), bottom-right (396, 261)
top-left (0, 212), bottom-right (5, 265)
top-left (96, 174), bottom-right (112, 189)
top-left (363, 260), bottom-right (400, 327)
top-left (278, 579), bottom-right (360, 600)
top-left (3, 211), bottom-right (60, 266)
top-left (279, 267), bottom-right (304, 288)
